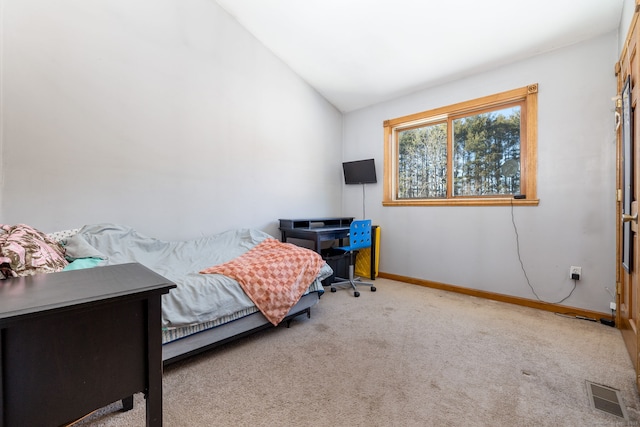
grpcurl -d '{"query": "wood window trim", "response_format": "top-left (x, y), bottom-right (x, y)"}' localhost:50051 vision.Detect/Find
top-left (383, 84), bottom-right (539, 207)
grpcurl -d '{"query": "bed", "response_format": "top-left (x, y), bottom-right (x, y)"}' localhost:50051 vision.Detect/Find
top-left (1, 223), bottom-right (331, 365)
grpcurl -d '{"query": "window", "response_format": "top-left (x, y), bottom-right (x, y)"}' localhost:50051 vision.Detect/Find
top-left (383, 84), bottom-right (539, 206)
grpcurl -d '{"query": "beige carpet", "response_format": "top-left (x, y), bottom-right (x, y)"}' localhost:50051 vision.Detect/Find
top-left (76, 278), bottom-right (639, 426)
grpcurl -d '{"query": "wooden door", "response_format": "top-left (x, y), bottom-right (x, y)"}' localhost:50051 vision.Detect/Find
top-left (618, 7), bottom-right (640, 388)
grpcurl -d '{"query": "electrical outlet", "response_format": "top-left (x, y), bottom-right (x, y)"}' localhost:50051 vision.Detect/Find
top-left (610, 302), bottom-right (617, 311)
top-left (570, 266), bottom-right (582, 280)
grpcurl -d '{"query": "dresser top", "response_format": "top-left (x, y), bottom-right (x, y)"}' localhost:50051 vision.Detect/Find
top-left (0, 263), bottom-right (175, 321)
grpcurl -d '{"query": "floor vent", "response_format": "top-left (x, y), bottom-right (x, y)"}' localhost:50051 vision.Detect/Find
top-left (586, 381), bottom-right (628, 420)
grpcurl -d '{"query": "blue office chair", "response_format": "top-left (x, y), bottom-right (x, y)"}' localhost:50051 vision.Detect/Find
top-left (330, 219), bottom-right (376, 297)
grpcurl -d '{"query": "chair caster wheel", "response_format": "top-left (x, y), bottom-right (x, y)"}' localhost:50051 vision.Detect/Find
top-left (354, 291), bottom-right (360, 297)
top-left (330, 287), bottom-right (336, 292)
top-left (371, 286), bottom-right (376, 292)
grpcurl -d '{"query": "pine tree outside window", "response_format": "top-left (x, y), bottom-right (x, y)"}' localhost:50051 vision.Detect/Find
top-left (383, 84), bottom-right (539, 206)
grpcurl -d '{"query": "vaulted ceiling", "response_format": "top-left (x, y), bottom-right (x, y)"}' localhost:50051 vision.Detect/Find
top-left (215, 0), bottom-right (625, 112)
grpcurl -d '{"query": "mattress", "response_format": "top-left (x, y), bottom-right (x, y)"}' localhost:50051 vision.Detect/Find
top-left (59, 224), bottom-right (330, 343)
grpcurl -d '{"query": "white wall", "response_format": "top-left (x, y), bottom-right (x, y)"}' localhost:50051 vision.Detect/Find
top-left (0, 0), bottom-right (343, 240)
top-left (619, 0), bottom-right (636, 54)
top-left (0, 1), bottom-right (623, 314)
top-left (342, 33), bottom-right (618, 314)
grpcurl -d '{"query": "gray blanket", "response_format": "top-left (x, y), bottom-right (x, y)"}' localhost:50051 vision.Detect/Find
top-left (64, 224), bottom-right (330, 328)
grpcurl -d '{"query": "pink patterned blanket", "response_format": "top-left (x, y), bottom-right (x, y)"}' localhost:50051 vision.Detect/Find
top-left (200, 238), bottom-right (324, 325)
top-left (0, 224), bottom-right (68, 278)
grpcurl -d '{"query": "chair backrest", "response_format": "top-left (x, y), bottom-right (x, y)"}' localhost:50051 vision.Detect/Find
top-left (348, 220), bottom-right (372, 251)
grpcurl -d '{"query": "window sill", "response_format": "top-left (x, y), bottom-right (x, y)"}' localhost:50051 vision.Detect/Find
top-left (382, 198), bottom-right (540, 207)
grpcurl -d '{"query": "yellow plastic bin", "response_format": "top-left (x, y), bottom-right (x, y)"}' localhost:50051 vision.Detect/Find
top-left (355, 225), bottom-right (380, 279)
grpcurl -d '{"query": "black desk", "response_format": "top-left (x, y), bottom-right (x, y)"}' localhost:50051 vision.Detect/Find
top-left (0, 263), bottom-right (176, 427)
top-left (279, 217), bottom-right (378, 280)
top-left (279, 217), bottom-right (354, 253)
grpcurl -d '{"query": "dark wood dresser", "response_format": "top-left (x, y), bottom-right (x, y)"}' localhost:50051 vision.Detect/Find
top-left (0, 263), bottom-right (175, 427)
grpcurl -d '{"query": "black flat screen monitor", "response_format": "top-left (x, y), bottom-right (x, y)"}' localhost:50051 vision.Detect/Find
top-left (343, 159), bottom-right (377, 184)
